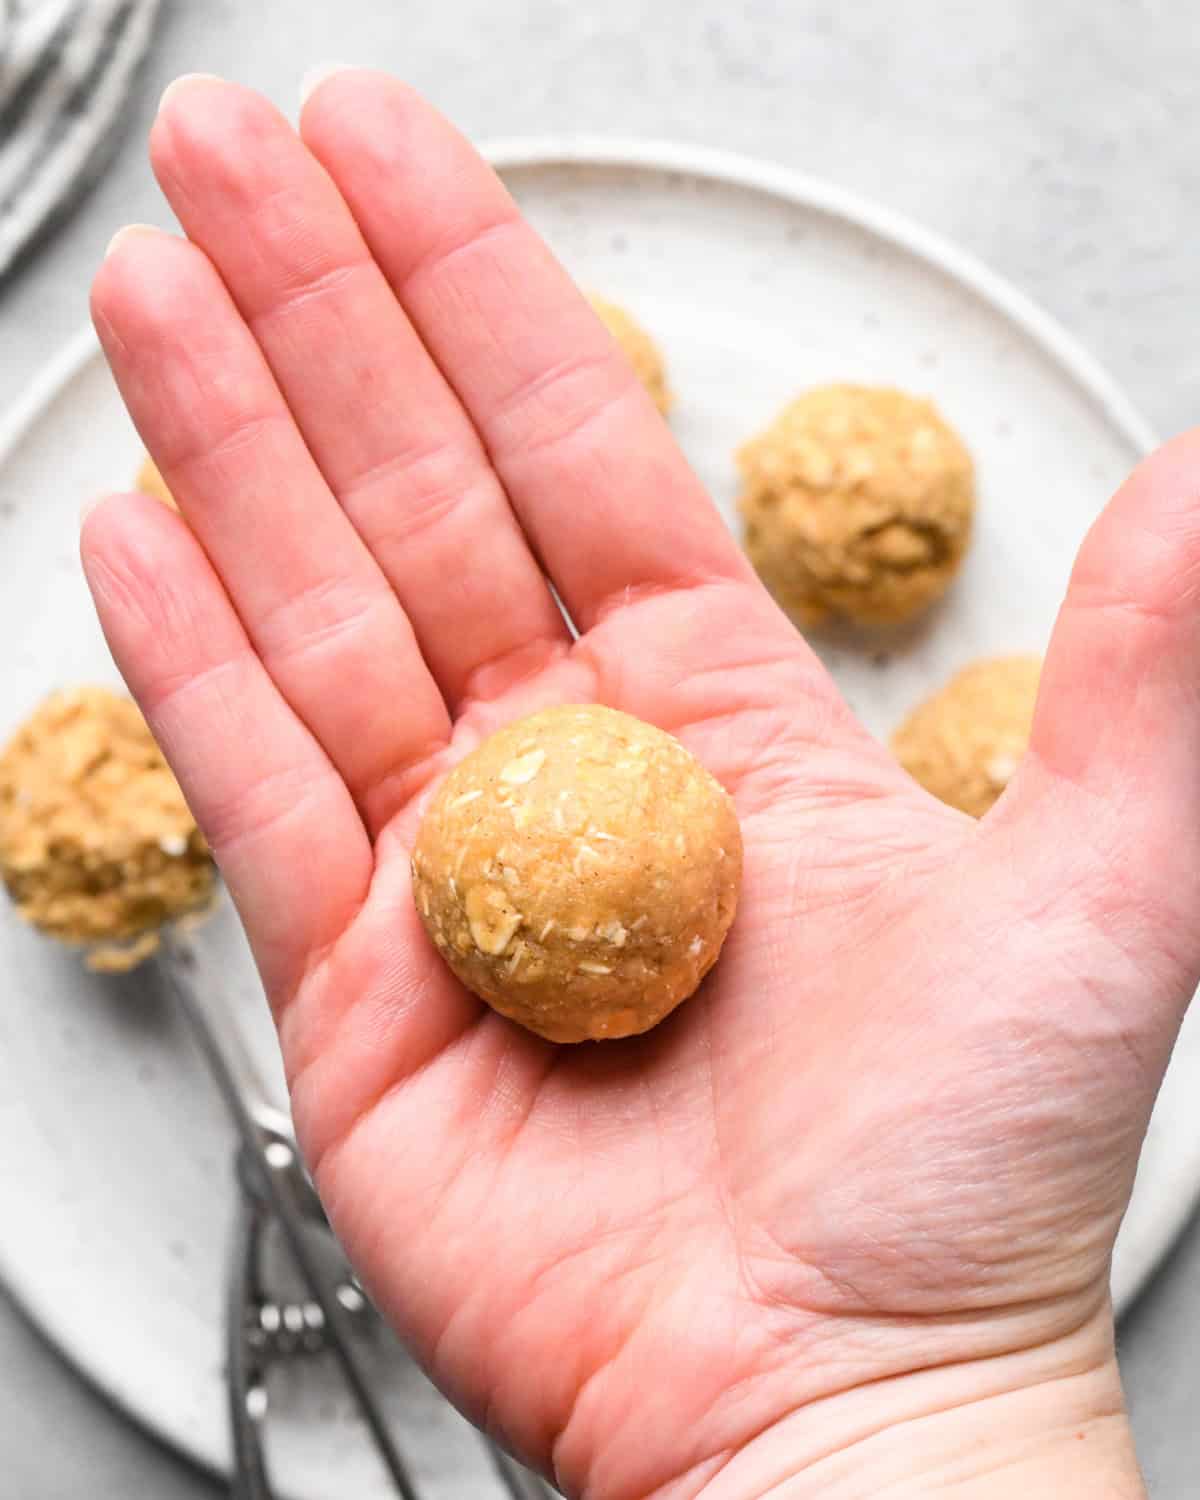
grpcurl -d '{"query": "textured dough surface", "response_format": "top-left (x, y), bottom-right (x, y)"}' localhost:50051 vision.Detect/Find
top-left (589, 294), bottom-right (673, 416)
top-left (411, 705), bottom-right (742, 1042)
top-left (737, 384), bottom-right (975, 625)
top-left (135, 454), bottom-right (178, 510)
top-left (0, 687), bottom-right (214, 969)
top-left (891, 655), bottom-right (1041, 818)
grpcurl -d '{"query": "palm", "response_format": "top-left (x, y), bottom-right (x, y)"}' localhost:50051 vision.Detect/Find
top-left (84, 74), bottom-right (1200, 1500)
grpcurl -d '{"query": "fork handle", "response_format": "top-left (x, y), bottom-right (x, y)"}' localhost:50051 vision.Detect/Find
top-left (226, 1191), bottom-right (274, 1500)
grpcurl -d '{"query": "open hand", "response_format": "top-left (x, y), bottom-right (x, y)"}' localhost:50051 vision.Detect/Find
top-left (82, 73), bottom-right (1197, 1499)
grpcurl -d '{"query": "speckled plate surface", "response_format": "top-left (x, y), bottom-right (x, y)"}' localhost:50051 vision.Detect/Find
top-left (0, 141), bottom-right (1192, 1494)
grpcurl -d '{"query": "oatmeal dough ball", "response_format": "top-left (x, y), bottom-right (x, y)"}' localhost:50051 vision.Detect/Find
top-left (0, 687), bottom-right (214, 971)
top-left (135, 454), bottom-right (178, 510)
top-left (411, 704), bottom-right (742, 1042)
top-left (737, 384), bottom-right (975, 626)
top-left (589, 294), bottom-right (673, 416)
top-left (891, 655), bottom-right (1041, 818)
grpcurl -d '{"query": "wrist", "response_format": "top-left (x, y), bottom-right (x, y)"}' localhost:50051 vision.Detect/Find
top-left (691, 1299), bottom-right (1144, 1500)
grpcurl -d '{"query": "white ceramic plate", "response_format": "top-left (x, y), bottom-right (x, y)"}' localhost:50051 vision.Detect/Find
top-left (0, 141), bottom-right (1194, 1494)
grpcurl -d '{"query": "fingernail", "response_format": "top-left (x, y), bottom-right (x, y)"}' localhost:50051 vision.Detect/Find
top-left (105, 223), bottom-right (162, 258)
top-left (158, 71), bottom-right (224, 115)
top-left (300, 62), bottom-right (360, 110)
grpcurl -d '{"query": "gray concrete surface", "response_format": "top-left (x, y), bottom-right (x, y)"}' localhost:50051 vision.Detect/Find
top-left (1, 0), bottom-right (1197, 1493)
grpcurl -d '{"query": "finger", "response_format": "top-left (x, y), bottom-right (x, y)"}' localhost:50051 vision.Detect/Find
top-left (300, 70), bottom-right (756, 632)
top-left (150, 76), bottom-right (568, 709)
top-left (92, 227), bottom-right (450, 835)
top-left (81, 492), bottom-right (372, 1002)
top-left (1001, 429), bottom-right (1200, 1024)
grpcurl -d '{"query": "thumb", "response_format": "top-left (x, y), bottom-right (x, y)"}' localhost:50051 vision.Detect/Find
top-left (997, 429), bottom-right (1200, 1045)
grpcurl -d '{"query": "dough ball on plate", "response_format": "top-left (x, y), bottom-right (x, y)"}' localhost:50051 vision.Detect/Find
top-left (589, 294), bottom-right (672, 415)
top-left (737, 384), bottom-right (974, 626)
top-left (0, 687), bottom-right (214, 971)
top-left (411, 704), bottom-right (742, 1042)
top-left (891, 654), bottom-right (1041, 818)
top-left (134, 454), bottom-right (178, 510)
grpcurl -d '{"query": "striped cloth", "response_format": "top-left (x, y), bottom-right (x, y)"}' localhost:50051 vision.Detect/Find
top-left (0, 0), bottom-right (159, 279)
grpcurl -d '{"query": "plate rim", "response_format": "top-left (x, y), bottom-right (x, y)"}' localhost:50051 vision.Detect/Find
top-left (0, 138), bottom-right (1161, 469)
top-left (0, 137), bottom-right (1172, 1483)
top-left (485, 135), bottom-right (1159, 457)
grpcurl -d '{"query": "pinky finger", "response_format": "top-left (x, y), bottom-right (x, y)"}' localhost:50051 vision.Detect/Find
top-left (81, 492), bottom-right (373, 1005)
